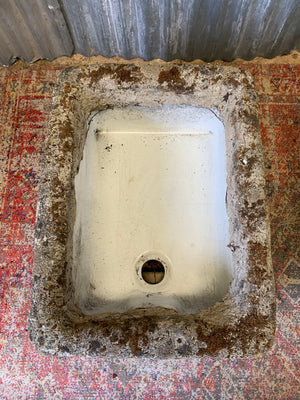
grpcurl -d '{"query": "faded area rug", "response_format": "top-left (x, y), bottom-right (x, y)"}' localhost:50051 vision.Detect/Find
top-left (0, 61), bottom-right (299, 399)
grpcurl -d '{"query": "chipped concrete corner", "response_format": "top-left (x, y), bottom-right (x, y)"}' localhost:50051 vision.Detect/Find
top-left (28, 64), bottom-right (276, 358)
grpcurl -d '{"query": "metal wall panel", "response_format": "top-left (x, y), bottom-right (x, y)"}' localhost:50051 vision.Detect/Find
top-left (0, 0), bottom-right (73, 65)
top-left (61, 0), bottom-right (300, 61)
top-left (0, 0), bottom-right (299, 65)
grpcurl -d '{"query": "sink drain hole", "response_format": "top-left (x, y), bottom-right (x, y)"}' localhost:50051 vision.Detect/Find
top-left (141, 259), bottom-right (165, 284)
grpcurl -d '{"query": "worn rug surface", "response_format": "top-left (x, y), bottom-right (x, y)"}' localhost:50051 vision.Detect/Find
top-left (0, 61), bottom-right (299, 399)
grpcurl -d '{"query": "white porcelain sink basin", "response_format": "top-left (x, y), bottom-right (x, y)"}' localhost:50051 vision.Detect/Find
top-left (74, 106), bottom-right (232, 314)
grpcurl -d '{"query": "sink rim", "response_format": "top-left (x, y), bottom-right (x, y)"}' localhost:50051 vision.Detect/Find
top-left (29, 63), bottom-right (276, 358)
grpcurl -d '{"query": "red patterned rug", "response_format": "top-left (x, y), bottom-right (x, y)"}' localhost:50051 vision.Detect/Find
top-left (0, 62), bottom-right (299, 399)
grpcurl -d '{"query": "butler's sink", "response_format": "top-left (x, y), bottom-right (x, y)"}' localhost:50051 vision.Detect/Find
top-left (29, 64), bottom-right (275, 358)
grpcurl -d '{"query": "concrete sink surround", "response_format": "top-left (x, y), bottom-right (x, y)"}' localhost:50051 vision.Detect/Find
top-left (29, 63), bottom-right (276, 358)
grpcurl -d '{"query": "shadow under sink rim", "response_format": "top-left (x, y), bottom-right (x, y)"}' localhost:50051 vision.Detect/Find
top-left (29, 63), bottom-right (276, 358)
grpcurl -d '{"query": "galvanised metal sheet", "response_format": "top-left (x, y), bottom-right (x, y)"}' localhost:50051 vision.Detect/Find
top-left (0, 0), bottom-right (299, 65)
top-left (61, 0), bottom-right (300, 61)
top-left (0, 0), bottom-right (73, 65)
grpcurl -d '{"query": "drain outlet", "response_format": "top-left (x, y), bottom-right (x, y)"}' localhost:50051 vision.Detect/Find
top-left (141, 259), bottom-right (165, 284)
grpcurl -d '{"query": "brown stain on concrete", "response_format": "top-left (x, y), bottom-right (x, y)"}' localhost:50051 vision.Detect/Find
top-left (86, 64), bottom-right (142, 87)
top-left (74, 315), bottom-right (158, 356)
top-left (247, 240), bottom-right (270, 284)
top-left (225, 76), bottom-right (240, 88)
top-left (238, 108), bottom-right (260, 130)
top-left (108, 317), bottom-right (156, 356)
top-left (158, 66), bottom-right (195, 93)
top-left (55, 84), bottom-right (78, 110)
top-left (233, 147), bottom-right (261, 185)
top-left (240, 199), bottom-right (267, 234)
top-left (196, 309), bottom-right (272, 357)
top-left (59, 118), bottom-right (73, 140)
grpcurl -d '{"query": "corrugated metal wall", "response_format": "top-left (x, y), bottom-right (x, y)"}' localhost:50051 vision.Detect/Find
top-left (1, 0), bottom-right (300, 65)
top-left (0, 0), bottom-right (72, 65)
